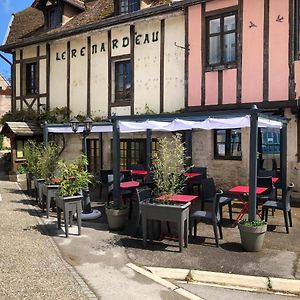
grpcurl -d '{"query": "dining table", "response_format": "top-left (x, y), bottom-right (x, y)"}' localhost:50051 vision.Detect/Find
top-left (229, 185), bottom-right (268, 227)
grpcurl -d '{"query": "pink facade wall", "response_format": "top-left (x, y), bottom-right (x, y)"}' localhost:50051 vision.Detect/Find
top-left (205, 72), bottom-right (218, 105)
top-left (295, 61), bottom-right (300, 99)
top-left (241, 0), bottom-right (264, 103)
top-left (223, 69), bottom-right (237, 104)
top-left (206, 0), bottom-right (238, 11)
top-left (268, 0), bottom-right (289, 101)
top-left (188, 5), bottom-right (202, 107)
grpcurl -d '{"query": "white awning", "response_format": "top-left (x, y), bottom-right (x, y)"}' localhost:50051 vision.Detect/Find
top-left (46, 115), bottom-right (282, 134)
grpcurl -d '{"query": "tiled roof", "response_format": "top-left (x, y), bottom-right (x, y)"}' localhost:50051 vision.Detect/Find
top-left (3, 0), bottom-right (170, 48)
top-left (1, 122), bottom-right (43, 137)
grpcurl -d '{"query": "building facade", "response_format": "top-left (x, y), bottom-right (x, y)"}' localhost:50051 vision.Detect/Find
top-left (0, 0), bottom-right (299, 192)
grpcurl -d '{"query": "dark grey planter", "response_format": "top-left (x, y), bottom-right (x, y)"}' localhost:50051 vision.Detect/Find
top-left (56, 194), bottom-right (82, 237)
top-left (41, 183), bottom-right (60, 218)
top-left (33, 178), bottom-right (45, 204)
top-left (105, 206), bottom-right (129, 231)
top-left (141, 200), bottom-right (190, 252)
top-left (238, 223), bottom-right (267, 252)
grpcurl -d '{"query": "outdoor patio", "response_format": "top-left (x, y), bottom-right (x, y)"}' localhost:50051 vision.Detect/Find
top-left (19, 180), bottom-right (300, 281)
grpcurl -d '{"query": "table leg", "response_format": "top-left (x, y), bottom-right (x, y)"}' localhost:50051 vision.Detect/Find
top-left (142, 215), bottom-right (147, 247)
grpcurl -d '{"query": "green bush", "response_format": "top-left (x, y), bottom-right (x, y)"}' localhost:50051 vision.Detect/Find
top-left (152, 133), bottom-right (189, 197)
top-left (57, 155), bottom-right (93, 197)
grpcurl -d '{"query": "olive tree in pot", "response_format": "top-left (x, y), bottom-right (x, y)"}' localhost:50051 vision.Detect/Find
top-left (140, 134), bottom-right (191, 248)
top-left (238, 219), bottom-right (267, 252)
top-left (24, 140), bottom-right (44, 199)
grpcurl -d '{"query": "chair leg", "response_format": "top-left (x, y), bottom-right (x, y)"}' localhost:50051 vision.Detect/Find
top-left (201, 200), bottom-right (205, 211)
top-left (272, 208), bottom-right (275, 216)
top-left (219, 204), bottom-right (223, 221)
top-left (261, 207), bottom-right (265, 221)
top-left (193, 219), bottom-right (197, 238)
top-left (265, 208), bottom-right (269, 223)
top-left (228, 202), bottom-right (233, 221)
top-left (288, 210), bottom-right (292, 227)
top-left (212, 222), bottom-right (219, 247)
top-left (218, 223), bottom-right (223, 240)
top-left (283, 211), bottom-right (289, 234)
top-left (189, 220), bottom-right (192, 238)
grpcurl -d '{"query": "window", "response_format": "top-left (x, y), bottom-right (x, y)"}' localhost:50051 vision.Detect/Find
top-left (296, 0), bottom-right (300, 57)
top-left (214, 129), bottom-right (241, 159)
top-left (260, 128), bottom-right (280, 154)
top-left (207, 12), bottom-right (237, 67)
top-left (115, 60), bottom-right (132, 101)
top-left (86, 139), bottom-right (101, 174)
top-left (16, 140), bottom-right (25, 158)
top-left (25, 62), bottom-right (37, 95)
top-left (119, 0), bottom-right (140, 14)
top-left (46, 5), bottom-right (62, 29)
top-left (117, 139), bottom-right (158, 169)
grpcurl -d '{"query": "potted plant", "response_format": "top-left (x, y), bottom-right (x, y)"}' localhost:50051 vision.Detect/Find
top-left (140, 134), bottom-right (191, 250)
top-left (24, 140), bottom-right (44, 199)
top-left (238, 218), bottom-right (267, 252)
top-left (105, 203), bottom-right (129, 231)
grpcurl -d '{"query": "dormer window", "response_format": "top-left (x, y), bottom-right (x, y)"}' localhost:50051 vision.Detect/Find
top-left (119, 0), bottom-right (140, 15)
top-left (45, 1), bottom-right (62, 29)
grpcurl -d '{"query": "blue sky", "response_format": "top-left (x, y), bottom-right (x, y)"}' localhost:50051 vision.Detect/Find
top-left (0, 0), bottom-right (32, 81)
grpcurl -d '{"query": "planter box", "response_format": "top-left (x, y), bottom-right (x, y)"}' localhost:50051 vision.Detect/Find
top-left (56, 194), bottom-right (83, 237)
top-left (141, 200), bottom-right (190, 252)
top-left (41, 183), bottom-right (60, 218)
top-left (33, 178), bottom-right (45, 204)
top-left (238, 223), bottom-right (267, 252)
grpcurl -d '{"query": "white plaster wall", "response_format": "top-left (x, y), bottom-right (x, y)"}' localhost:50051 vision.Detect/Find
top-left (23, 46), bottom-right (37, 59)
top-left (39, 44), bottom-right (46, 56)
top-left (90, 31), bottom-right (109, 118)
top-left (134, 20), bottom-right (160, 114)
top-left (111, 26), bottom-right (131, 57)
top-left (70, 36), bottom-right (88, 115)
top-left (15, 63), bottom-right (20, 97)
top-left (111, 106), bottom-right (131, 115)
top-left (50, 41), bottom-right (68, 109)
top-left (39, 59), bottom-right (47, 94)
top-left (163, 15), bottom-right (185, 113)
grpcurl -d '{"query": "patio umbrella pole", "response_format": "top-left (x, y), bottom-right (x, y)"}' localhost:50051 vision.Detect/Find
top-left (248, 105), bottom-right (258, 222)
top-left (112, 118), bottom-right (121, 207)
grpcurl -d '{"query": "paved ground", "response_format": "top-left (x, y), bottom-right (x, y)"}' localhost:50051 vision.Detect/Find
top-left (2, 180), bottom-right (300, 299)
top-left (0, 180), bottom-right (90, 299)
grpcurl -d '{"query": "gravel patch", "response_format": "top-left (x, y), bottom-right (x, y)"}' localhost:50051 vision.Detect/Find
top-left (0, 180), bottom-right (91, 300)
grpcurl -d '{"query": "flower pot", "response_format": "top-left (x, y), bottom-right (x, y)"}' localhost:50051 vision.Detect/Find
top-left (238, 223), bottom-right (267, 252)
top-left (105, 206), bottom-right (129, 231)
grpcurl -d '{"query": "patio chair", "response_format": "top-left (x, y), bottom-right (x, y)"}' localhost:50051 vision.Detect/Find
top-left (189, 178), bottom-right (224, 247)
top-left (99, 169), bottom-right (113, 203)
top-left (262, 183), bottom-right (294, 233)
top-left (136, 187), bottom-right (152, 236)
top-left (256, 176), bottom-right (276, 204)
top-left (187, 166), bottom-right (207, 197)
top-left (198, 177), bottom-right (233, 222)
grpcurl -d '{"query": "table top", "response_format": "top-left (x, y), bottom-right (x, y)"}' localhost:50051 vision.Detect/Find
top-left (184, 172), bottom-right (201, 178)
top-left (229, 185), bottom-right (268, 195)
top-left (120, 181), bottom-right (140, 189)
top-left (131, 170), bottom-right (149, 175)
top-left (272, 177), bottom-right (279, 183)
top-left (156, 194), bottom-right (198, 203)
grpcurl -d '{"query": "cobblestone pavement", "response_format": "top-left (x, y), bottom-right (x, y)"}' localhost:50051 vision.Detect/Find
top-left (0, 180), bottom-right (92, 300)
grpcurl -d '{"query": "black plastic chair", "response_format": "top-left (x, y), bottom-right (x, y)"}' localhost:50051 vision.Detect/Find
top-left (136, 187), bottom-right (152, 236)
top-left (99, 169), bottom-right (113, 203)
top-left (198, 178), bottom-right (232, 221)
top-left (262, 183), bottom-right (294, 233)
top-left (189, 178), bottom-right (224, 247)
top-left (257, 176), bottom-right (275, 204)
top-left (188, 166), bottom-right (207, 197)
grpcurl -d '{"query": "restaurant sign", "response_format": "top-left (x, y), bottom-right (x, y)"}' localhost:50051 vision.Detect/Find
top-left (56, 31), bottom-right (159, 61)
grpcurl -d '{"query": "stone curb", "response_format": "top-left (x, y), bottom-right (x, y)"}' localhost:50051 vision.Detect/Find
top-left (145, 266), bottom-right (300, 296)
top-left (127, 263), bottom-right (204, 300)
top-left (16, 183), bottom-right (99, 300)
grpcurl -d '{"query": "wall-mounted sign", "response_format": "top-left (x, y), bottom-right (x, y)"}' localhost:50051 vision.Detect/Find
top-left (55, 31), bottom-right (159, 61)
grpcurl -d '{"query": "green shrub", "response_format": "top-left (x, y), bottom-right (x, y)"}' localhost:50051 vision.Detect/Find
top-left (152, 133), bottom-right (189, 197)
